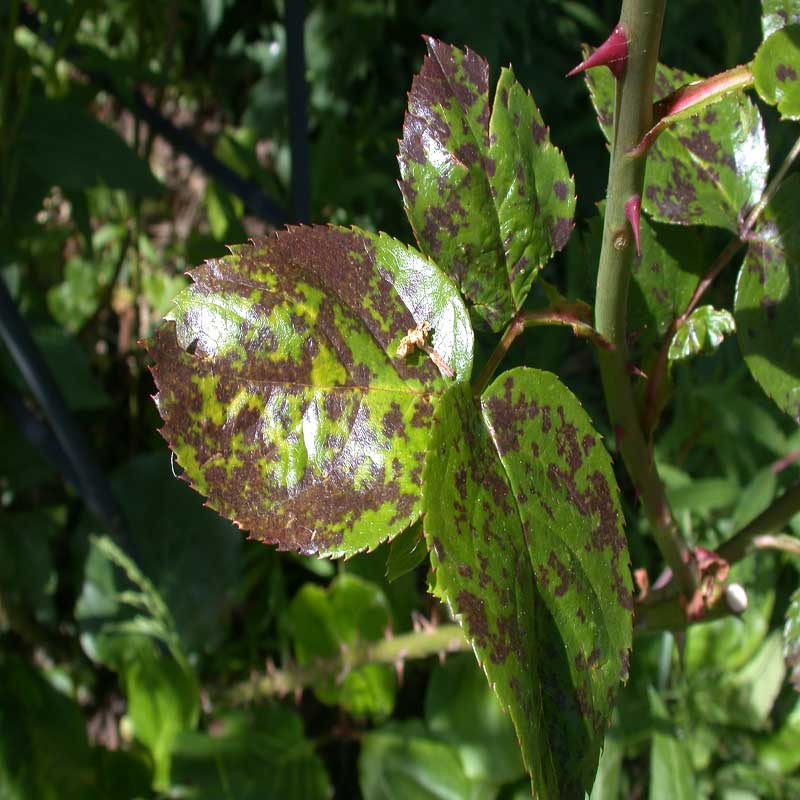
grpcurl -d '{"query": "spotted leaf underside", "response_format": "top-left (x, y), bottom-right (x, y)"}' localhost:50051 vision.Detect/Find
top-left (735, 175), bottom-right (800, 421)
top-left (423, 369), bottom-right (632, 798)
top-left (585, 60), bottom-right (768, 234)
top-left (149, 225), bottom-right (473, 557)
top-left (399, 38), bottom-right (576, 332)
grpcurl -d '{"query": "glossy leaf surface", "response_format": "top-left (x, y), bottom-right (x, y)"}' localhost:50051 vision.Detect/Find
top-left (786, 585), bottom-right (800, 691)
top-left (149, 225), bottom-right (473, 557)
top-left (753, 24), bottom-right (800, 120)
top-left (423, 370), bottom-right (632, 798)
top-left (735, 175), bottom-right (800, 420)
top-left (586, 62), bottom-right (767, 233)
top-left (762, 0), bottom-right (800, 38)
top-left (668, 306), bottom-right (735, 361)
top-left (399, 38), bottom-right (575, 331)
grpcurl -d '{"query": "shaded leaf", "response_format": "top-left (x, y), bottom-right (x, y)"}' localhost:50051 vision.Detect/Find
top-left (762, 0), bottom-right (800, 38)
top-left (0, 511), bottom-right (57, 626)
top-left (386, 522), bottom-right (428, 582)
top-left (753, 24), bottom-right (800, 120)
top-left (585, 61), bottom-right (767, 233)
top-left (668, 305), bottom-right (735, 361)
top-left (424, 653), bottom-right (525, 785)
top-left (149, 225), bottom-right (473, 557)
top-left (171, 706), bottom-right (332, 800)
top-left (648, 689), bottom-right (696, 800)
top-left (423, 370), bottom-right (632, 798)
top-left (786, 585), bottom-right (800, 691)
top-left (589, 731), bottom-right (623, 800)
top-left (734, 174), bottom-right (800, 421)
top-left (289, 574), bottom-right (396, 718)
top-left (359, 720), bottom-right (488, 800)
top-left (17, 96), bottom-right (162, 195)
top-left (0, 655), bottom-right (103, 799)
top-left (399, 38), bottom-right (575, 331)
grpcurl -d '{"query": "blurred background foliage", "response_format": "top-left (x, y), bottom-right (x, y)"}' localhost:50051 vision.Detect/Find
top-left (1, 0), bottom-right (799, 798)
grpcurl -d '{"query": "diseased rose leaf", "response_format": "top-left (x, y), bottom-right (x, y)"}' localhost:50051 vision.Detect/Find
top-left (785, 585), bottom-right (800, 692)
top-left (734, 174), bottom-right (800, 421)
top-left (754, 24), bottom-right (800, 120)
top-left (423, 370), bottom-right (632, 798)
top-left (585, 61), bottom-right (768, 234)
top-left (148, 225), bottom-right (473, 558)
top-left (762, 0), bottom-right (800, 38)
top-left (399, 38), bottom-right (575, 332)
top-left (668, 306), bottom-right (736, 362)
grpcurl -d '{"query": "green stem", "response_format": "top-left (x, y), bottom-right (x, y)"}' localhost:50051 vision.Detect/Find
top-left (717, 480), bottom-right (800, 563)
top-left (226, 623), bottom-right (468, 704)
top-left (594, 0), bottom-right (697, 597)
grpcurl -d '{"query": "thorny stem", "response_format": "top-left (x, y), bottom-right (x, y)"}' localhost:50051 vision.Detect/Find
top-left (226, 623), bottom-right (469, 705)
top-left (593, 0), bottom-right (698, 596)
top-left (472, 304), bottom-right (607, 397)
top-left (643, 132), bottom-right (800, 435)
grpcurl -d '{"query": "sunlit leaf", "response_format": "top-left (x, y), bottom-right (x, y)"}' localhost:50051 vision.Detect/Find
top-left (786, 585), bottom-right (800, 692)
top-left (753, 24), bottom-right (800, 120)
top-left (762, 0), bottom-right (800, 38)
top-left (668, 305), bottom-right (735, 361)
top-left (289, 574), bottom-right (396, 718)
top-left (399, 38), bottom-right (575, 331)
top-left (734, 174), bottom-right (800, 421)
top-left (149, 225), bottom-right (473, 557)
top-left (423, 369), bottom-right (632, 797)
top-left (585, 61), bottom-right (767, 234)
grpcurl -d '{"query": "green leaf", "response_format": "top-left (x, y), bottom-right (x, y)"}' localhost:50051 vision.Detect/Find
top-left (149, 225), bottom-right (473, 557)
top-left (386, 522), bottom-right (429, 582)
top-left (171, 706), bottom-right (332, 800)
top-left (589, 731), bottom-right (623, 800)
top-left (785, 584), bottom-right (800, 692)
top-left (423, 369), bottom-right (632, 798)
top-left (0, 511), bottom-right (57, 626)
top-left (424, 654), bottom-right (525, 786)
top-left (585, 61), bottom-right (767, 234)
top-left (359, 720), bottom-right (487, 800)
top-left (762, 0), bottom-right (800, 38)
top-left (289, 574), bottom-right (396, 718)
top-left (120, 638), bottom-right (200, 790)
top-left (629, 216), bottom-right (706, 351)
top-left (754, 25), bottom-right (800, 120)
top-left (0, 655), bottom-right (103, 799)
top-left (648, 689), bottom-right (696, 800)
top-left (734, 174), bottom-right (800, 421)
top-left (668, 305), bottom-right (735, 361)
top-left (17, 96), bottom-right (162, 195)
top-left (690, 632), bottom-right (786, 730)
top-left (75, 455), bottom-right (242, 656)
top-left (399, 39), bottom-right (575, 331)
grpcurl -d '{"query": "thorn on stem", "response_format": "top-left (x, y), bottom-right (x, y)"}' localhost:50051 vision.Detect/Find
top-left (625, 194), bottom-right (642, 257)
top-left (567, 24), bottom-right (628, 79)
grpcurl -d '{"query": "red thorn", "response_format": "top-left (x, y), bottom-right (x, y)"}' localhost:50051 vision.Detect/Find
top-left (626, 362), bottom-right (647, 379)
top-left (625, 194), bottom-right (642, 256)
top-left (567, 24), bottom-right (628, 79)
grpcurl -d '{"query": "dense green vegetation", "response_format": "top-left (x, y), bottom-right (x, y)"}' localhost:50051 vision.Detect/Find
top-left (1, 1), bottom-right (799, 798)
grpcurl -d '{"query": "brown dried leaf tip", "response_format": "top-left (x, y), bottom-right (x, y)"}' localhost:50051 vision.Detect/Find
top-left (396, 321), bottom-right (455, 379)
